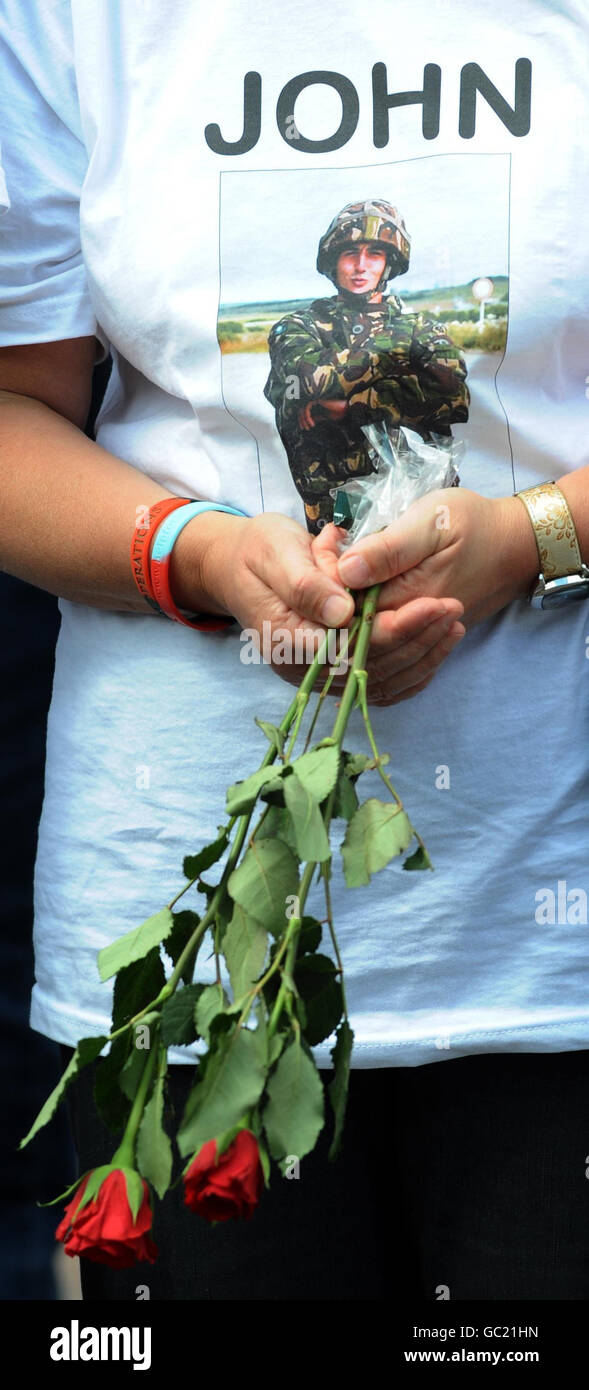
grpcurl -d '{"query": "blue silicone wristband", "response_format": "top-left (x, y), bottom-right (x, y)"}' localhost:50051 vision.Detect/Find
top-left (149, 500), bottom-right (248, 628)
top-left (150, 501), bottom-right (248, 566)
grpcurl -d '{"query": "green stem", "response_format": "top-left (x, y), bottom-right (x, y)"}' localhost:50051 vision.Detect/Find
top-left (284, 616), bottom-right (357, 761)
top-left (302, 615), bottom-right (361, 753)
top-left (214, 920), bottom-right (222, 986)
top-left (284, 691), bottom-right (311, 761)
top-left (111, 1034), bottom-right (160, 1168)
top-left (354, 669), bottom-right (403, 807)
top-left (266, 859), bottom-right (317, 1038)
top-left (234, 581), bottom-right (431, 1046)
top-left (355, 667), bottom-right (432, 863)
top-left (330, 585), bottom-right (381, 746)
top-left (321, 861), bottom-right (348, 1017)
top-left (266, 589), bottom-right (381, 1040)
top-left (251, 803), bottom-right (270, 840)
top-left (233, 924), bottom-right (293, 1028)
top-left (166, 818), bottom-right (236, 912)
top-left (159, 622), bottom-right (343, 998)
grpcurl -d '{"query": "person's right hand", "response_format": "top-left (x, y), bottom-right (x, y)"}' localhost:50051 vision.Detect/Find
top-left (176, 511), bottom-right (464, 705)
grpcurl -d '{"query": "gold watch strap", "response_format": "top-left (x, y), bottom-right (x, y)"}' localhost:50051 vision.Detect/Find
top-left (514, 482), bottom-right (582, 580)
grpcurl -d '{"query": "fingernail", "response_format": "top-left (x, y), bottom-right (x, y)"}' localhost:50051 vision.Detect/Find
top-left (338, 554), bottom-right (370, 587)
top-left (322, 594), bottom-right (351, 627)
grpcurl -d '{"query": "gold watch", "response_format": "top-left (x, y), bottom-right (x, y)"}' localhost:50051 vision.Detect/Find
top-left (513, 482), bottom-right (589, 609)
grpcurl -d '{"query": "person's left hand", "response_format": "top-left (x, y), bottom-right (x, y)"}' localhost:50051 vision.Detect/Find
top-left (314, 487), bottom-right (539, 631)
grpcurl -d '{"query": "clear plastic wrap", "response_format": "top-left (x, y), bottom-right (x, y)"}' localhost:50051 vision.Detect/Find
top-left (331, 424), bottom-right (465, 547)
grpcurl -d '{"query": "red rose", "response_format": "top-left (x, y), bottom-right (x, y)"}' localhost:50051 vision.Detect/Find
top-left (55, 1167), bottom-right (158, 1268)
top-left (184, 1129), bottom-right (264, 1222)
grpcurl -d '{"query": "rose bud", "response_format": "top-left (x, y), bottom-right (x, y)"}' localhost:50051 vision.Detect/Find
top-left (183, 1129), bottom-right (264, 1222)
top-left (55, 1167), bottom-right (158, 1268)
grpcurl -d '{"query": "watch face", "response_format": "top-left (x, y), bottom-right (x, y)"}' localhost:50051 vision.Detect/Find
top-left (541, 578), bottom-right (589, 608)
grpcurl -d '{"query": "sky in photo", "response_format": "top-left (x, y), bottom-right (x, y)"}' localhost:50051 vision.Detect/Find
top-left (219, 152), bottom-right (509, 307)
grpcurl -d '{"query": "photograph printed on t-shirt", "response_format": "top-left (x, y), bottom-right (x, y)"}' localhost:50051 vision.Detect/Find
top-left (217, 153), bottom-right (510, 530)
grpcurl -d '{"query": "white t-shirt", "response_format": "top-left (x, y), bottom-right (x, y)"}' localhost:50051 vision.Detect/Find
top-left (1, 0), bottom-right (588, 1067)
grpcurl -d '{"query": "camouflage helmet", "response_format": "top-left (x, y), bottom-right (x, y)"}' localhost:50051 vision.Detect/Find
top-left (317, 199), bottom-right (411, 291)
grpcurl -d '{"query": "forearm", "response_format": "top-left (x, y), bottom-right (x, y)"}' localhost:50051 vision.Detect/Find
top-left (0, 389), bottom-right (234, 615)
top-left (270, 338), bottom-right (378, 407)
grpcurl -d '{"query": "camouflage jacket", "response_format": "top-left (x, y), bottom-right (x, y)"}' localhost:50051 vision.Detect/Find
top-left (263, 292), bottom-right (470, 532)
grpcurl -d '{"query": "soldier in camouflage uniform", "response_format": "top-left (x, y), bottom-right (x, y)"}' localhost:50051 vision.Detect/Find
top-left (263, 199), bottom-right (470, 533)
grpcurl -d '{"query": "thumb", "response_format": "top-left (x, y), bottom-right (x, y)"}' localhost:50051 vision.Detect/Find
top-left (260, 524), bottom-right (355, 628)
top-left (336, 494), bottom-right (440, 588)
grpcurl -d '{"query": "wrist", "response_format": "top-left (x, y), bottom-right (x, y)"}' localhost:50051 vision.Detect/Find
top-left (493, 494), bottom-right (539, 603)
top-left (167, 510), bottom-right (249, 617)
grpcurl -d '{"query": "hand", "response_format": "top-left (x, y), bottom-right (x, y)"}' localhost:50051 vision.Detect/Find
top-left (332, 488), bottom-right (539, 629)
top-left (172, 510), bottom-right (465, 706)
top-left (298, 399), bottom-right (349, 431)
top-left (312, 523), bottom-right (466, 706)
top-left (190, 510), bottom-right (357, 690)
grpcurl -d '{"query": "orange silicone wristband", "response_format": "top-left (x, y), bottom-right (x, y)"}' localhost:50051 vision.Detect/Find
top-left (130, 497), bottom-right (193, 612)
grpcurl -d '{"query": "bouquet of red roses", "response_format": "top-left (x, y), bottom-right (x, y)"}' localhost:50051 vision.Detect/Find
top-left (21, 426), bottom-right (462, 1268)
